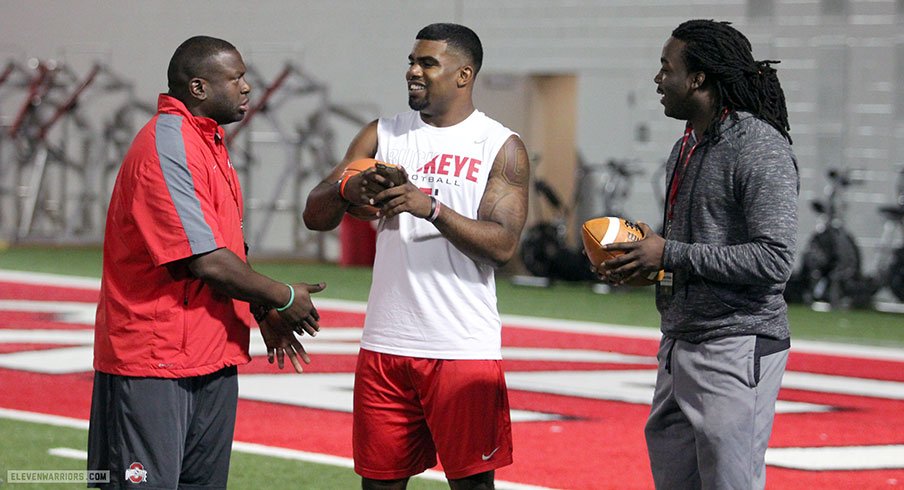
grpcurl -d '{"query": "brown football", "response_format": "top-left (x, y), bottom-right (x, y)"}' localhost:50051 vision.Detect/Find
top-left (581, 216), bottom-right (664, 286)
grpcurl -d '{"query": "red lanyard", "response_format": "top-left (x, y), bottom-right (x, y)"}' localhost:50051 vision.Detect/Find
top-left (666, 124), bottom-right (698, 221)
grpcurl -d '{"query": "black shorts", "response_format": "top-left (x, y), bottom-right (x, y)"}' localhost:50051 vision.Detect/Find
top-left (87, 366), bottom-right (238, 489)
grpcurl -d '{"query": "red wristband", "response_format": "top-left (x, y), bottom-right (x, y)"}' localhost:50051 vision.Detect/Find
top-left (338, 172), bottom-right (355, 200)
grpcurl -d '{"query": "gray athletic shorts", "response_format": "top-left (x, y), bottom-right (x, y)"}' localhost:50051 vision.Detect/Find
top-left (87, 366), bottom-right (238, 489)
top-left (645, 334), bottom-right (789, 490)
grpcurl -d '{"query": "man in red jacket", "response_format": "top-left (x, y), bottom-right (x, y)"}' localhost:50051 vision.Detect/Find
top-left (88, 36), bottom-right (325, 489)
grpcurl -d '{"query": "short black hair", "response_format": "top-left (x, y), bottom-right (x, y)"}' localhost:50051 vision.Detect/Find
top-left (416, 23), bottom-right (483, 74)
top-left (167, 35), bottom-right (237, 97)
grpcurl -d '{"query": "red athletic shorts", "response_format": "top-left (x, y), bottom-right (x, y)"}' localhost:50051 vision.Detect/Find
top-left (353, 348), bottom-right (513, 480)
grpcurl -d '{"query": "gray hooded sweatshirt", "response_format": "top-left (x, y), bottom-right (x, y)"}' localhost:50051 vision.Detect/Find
top-left (657, 111), bottom-right (798, 343)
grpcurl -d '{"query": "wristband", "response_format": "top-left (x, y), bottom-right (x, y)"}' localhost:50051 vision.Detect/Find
top-left (275, 283), bottom-right (294, 312)
top-left (427, 197), bottom-right (442, 222)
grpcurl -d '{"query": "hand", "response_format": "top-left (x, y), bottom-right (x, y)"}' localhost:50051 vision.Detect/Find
top-left (598, 222), bottom-right (665, 285)
top-left (373, 180), bottom-right (433, 220)
top-left (375, 163), bottom-right (407, 186)
top-left (584, 248), bottom-right (607, 281)
top-left (348, 167), bottom-right (402, 206)
top-left (277, 282), bottom-right (326, 337)
top-left (258, 309), bottom-right (310, 373)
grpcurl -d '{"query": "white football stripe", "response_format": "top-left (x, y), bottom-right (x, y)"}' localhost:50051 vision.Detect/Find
top-left (600, 216), bottom-right (620, 245)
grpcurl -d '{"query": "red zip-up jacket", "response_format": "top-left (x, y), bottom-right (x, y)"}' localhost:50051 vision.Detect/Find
top-left (94, 94), bottom-right (251, 378)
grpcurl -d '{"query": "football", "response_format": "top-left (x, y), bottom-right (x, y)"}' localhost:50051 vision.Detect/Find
top-left (342, 157), bottom-right (382, 176)
top-left (341, 159), bottom-right (401, 221)
top-left (581, 216), bottom-right (664, 286)
top-left (346, 203), bottom-right (380, 221)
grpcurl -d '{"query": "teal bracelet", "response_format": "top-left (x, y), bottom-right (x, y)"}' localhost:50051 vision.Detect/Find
top-left (275, 284), bottom-right (294, 312)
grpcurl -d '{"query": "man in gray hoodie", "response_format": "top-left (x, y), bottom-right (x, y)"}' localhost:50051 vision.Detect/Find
top-left (599, 19), bottom-right (798, 489)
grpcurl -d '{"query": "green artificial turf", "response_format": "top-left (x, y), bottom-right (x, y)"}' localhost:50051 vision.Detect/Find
top-left (0, 417), bottom-right (90, 490)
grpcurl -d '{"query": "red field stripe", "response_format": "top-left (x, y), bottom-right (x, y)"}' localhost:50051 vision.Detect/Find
top-left (0, 311), bottom-right (93, 330)
top-left (235, 399), bottom-right (355, 459)
top-left (0, 343), bottom-right (78, 354)
top-left (503, 327), bottom-right (659, 357)
top-left (0, 369), bottom-right (94, 419)
top-left (787, 353), bottom-right (904, 382)
top-left (2, 273), bottom-right (904, 489)
top-left (0, 281), bottom-right (100, 303)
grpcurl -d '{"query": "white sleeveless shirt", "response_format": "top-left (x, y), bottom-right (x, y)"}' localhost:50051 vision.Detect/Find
top-left (361, 110), bottom-right (515, 359)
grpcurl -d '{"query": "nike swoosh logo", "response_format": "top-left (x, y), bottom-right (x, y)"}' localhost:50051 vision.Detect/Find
top-left (474, 137), bottom-right (488, 144)
top-left (481, 447), bottom-right (500, 461)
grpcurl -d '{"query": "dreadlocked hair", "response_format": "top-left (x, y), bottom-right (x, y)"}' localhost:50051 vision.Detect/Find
top-left (673, 19), bottom-right (791, 144)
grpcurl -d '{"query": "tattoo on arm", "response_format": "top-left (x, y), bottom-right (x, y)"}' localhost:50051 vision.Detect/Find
top-left (499, 137), bottom-right (530, 188)
top-left (479, 136), bottom-right (530, 230)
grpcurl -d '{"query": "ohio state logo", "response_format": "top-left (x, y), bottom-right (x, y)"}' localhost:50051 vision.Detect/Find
top-left (124, 462), bottom-right (147, 483)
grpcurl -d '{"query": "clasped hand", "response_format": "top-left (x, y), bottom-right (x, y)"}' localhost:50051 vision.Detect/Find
top-left (260, 282), bottom-right (326, 373)
top-left (346, 165), bottom-right (433, 220)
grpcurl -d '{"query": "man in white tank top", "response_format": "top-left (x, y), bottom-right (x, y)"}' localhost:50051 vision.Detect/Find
top-left (304, 23), bottom-right (530, 490)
